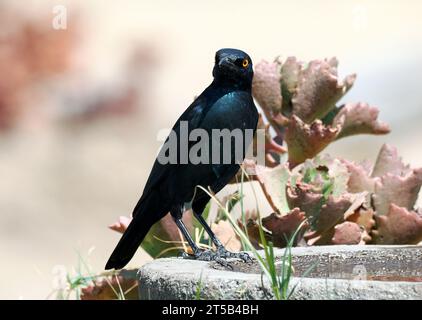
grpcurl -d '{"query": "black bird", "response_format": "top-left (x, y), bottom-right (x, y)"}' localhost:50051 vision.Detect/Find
top-left (105, 48), bottom-right (258, 270)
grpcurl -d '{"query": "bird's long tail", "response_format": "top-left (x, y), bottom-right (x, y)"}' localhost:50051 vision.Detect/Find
top-left (105, 192), bottom-right (167, 270)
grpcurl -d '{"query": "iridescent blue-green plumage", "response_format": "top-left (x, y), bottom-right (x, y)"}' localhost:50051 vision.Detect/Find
top-left (106, 48), bottom-right (258, 270)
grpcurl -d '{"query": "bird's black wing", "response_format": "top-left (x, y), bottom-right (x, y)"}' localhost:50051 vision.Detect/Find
top-left (133, 85), bottom-right (220, 215)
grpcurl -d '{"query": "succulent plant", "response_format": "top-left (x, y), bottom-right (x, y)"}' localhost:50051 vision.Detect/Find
top-left (344, 144), bottom-right (422, 244)
top-left (252, 56), bottom-right (390, 168)
top-left (255, 155), bottom-right (367, 246)
top-left (254, 145), bottom-right (422, 247)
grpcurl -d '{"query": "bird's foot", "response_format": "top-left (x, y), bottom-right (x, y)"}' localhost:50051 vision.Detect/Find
top-left (216, 246), bottom-right (253, 263)
top-left (180, 247), bottom-right (253, 269)
top-left (181, 249), bottom-right (233, 268)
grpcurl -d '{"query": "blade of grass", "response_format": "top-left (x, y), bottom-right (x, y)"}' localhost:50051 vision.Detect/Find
top-left (195, 271), bottom-right (203, 300)
top-left (114, 275), bottom-right (125, 300)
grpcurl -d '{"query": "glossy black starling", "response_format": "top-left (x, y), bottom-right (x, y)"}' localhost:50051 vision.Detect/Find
top-left (106, 48), bottom-right (258, 269)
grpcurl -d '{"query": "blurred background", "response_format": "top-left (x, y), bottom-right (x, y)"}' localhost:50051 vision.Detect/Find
top-left (0, 0), bottom-right (421, 299)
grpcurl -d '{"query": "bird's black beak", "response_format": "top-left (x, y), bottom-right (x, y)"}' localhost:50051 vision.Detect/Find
top-left (217, 56), bottom-right (237, 72)
top-left (218, 56), bottom-right (233, 66)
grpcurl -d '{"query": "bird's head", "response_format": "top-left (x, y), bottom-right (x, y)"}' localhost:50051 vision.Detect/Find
top-left (212, 48), bottom-right (253, 89)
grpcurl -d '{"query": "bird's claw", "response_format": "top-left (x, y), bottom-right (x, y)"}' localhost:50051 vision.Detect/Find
top-left (194, 250), bottom-right (234, 269)
top-left (216, 247), bottom-right (253, 263)
top-left (179, 251), bottom-right (193, 259)
top-left (180, 247), bottom-right (252, 269)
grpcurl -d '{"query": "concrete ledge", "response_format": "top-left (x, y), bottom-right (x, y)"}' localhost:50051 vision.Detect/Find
top-left (138, 245), bottom-right (422, 300)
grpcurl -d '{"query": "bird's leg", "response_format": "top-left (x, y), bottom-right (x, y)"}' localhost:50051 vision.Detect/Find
top-left (173, 217), bottom-right (202, 256)
top-left (193, 212), bottom-right (252, 263)
top-left (173, 216), bottom-right (233, 267)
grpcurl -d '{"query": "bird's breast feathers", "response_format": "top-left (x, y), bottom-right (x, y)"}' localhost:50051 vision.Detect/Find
top-left (201, 90), bottom-right (257, 131)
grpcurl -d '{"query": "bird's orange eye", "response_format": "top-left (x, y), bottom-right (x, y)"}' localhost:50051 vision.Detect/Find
top-left (242, 59), bottom-right (249, 68)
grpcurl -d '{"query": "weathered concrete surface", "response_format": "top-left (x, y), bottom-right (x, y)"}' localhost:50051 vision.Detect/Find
top-left (138, 245), bottom-right (422, 300)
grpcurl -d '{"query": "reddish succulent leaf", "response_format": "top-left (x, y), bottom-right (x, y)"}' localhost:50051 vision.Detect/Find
top-left (347, 207), bottom-right (376, 235)
top-left (326, 56), bottom-right (340, 69)
top-left (279, 56), bottom-right (303, 114)
top-left (254, 114), bottom-right (286, 168)
top-left (288, 184), bottom-right (367, 241)
top-left (288, 184), bottom-right (366, 238)
top-left (331, 221), bottom-right (366, 245)
top-left (291, 59), bottom-right (356, 123)
top-left (285, 115), bottom-right (341, 168)
top-left (307, 221), bottom-right (368, 245)
top-left (255, 164), bottom-right (291, 214)
top-left (314, 194), bottom-right (361, 234)
top-left (262, 208), bottom-right (307, 247)
top-left (342, 159), bottom-right (377, 194)
top-left (252, 60), bottom-right (282, 115)
top-left (305, 229), bottom-right (335, 246)
top-left (252, 60), bottom-right (288, 137)
top-left (371, 144), bottom-right (412, 178)
top-left (286, 183), bottom-right (324, 219)
top-left (333, 102), bottom-right (390, 139)
top-left (237, 210), bottom-right (271, 249)
top-left (211, 220), bottom-right (242, 252)
top-left (280, 57), bottom-right (302, 93)
top-left (373, 169), bottom-right (422, 216)
top-left (109, 216), bottom-right (132, 234)
top-left (342, 192), bottom-right (368, 220)
top-left (285, 169), bottom-right (367, 246)
top-left (372, 204), bottom-right (422, 244)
